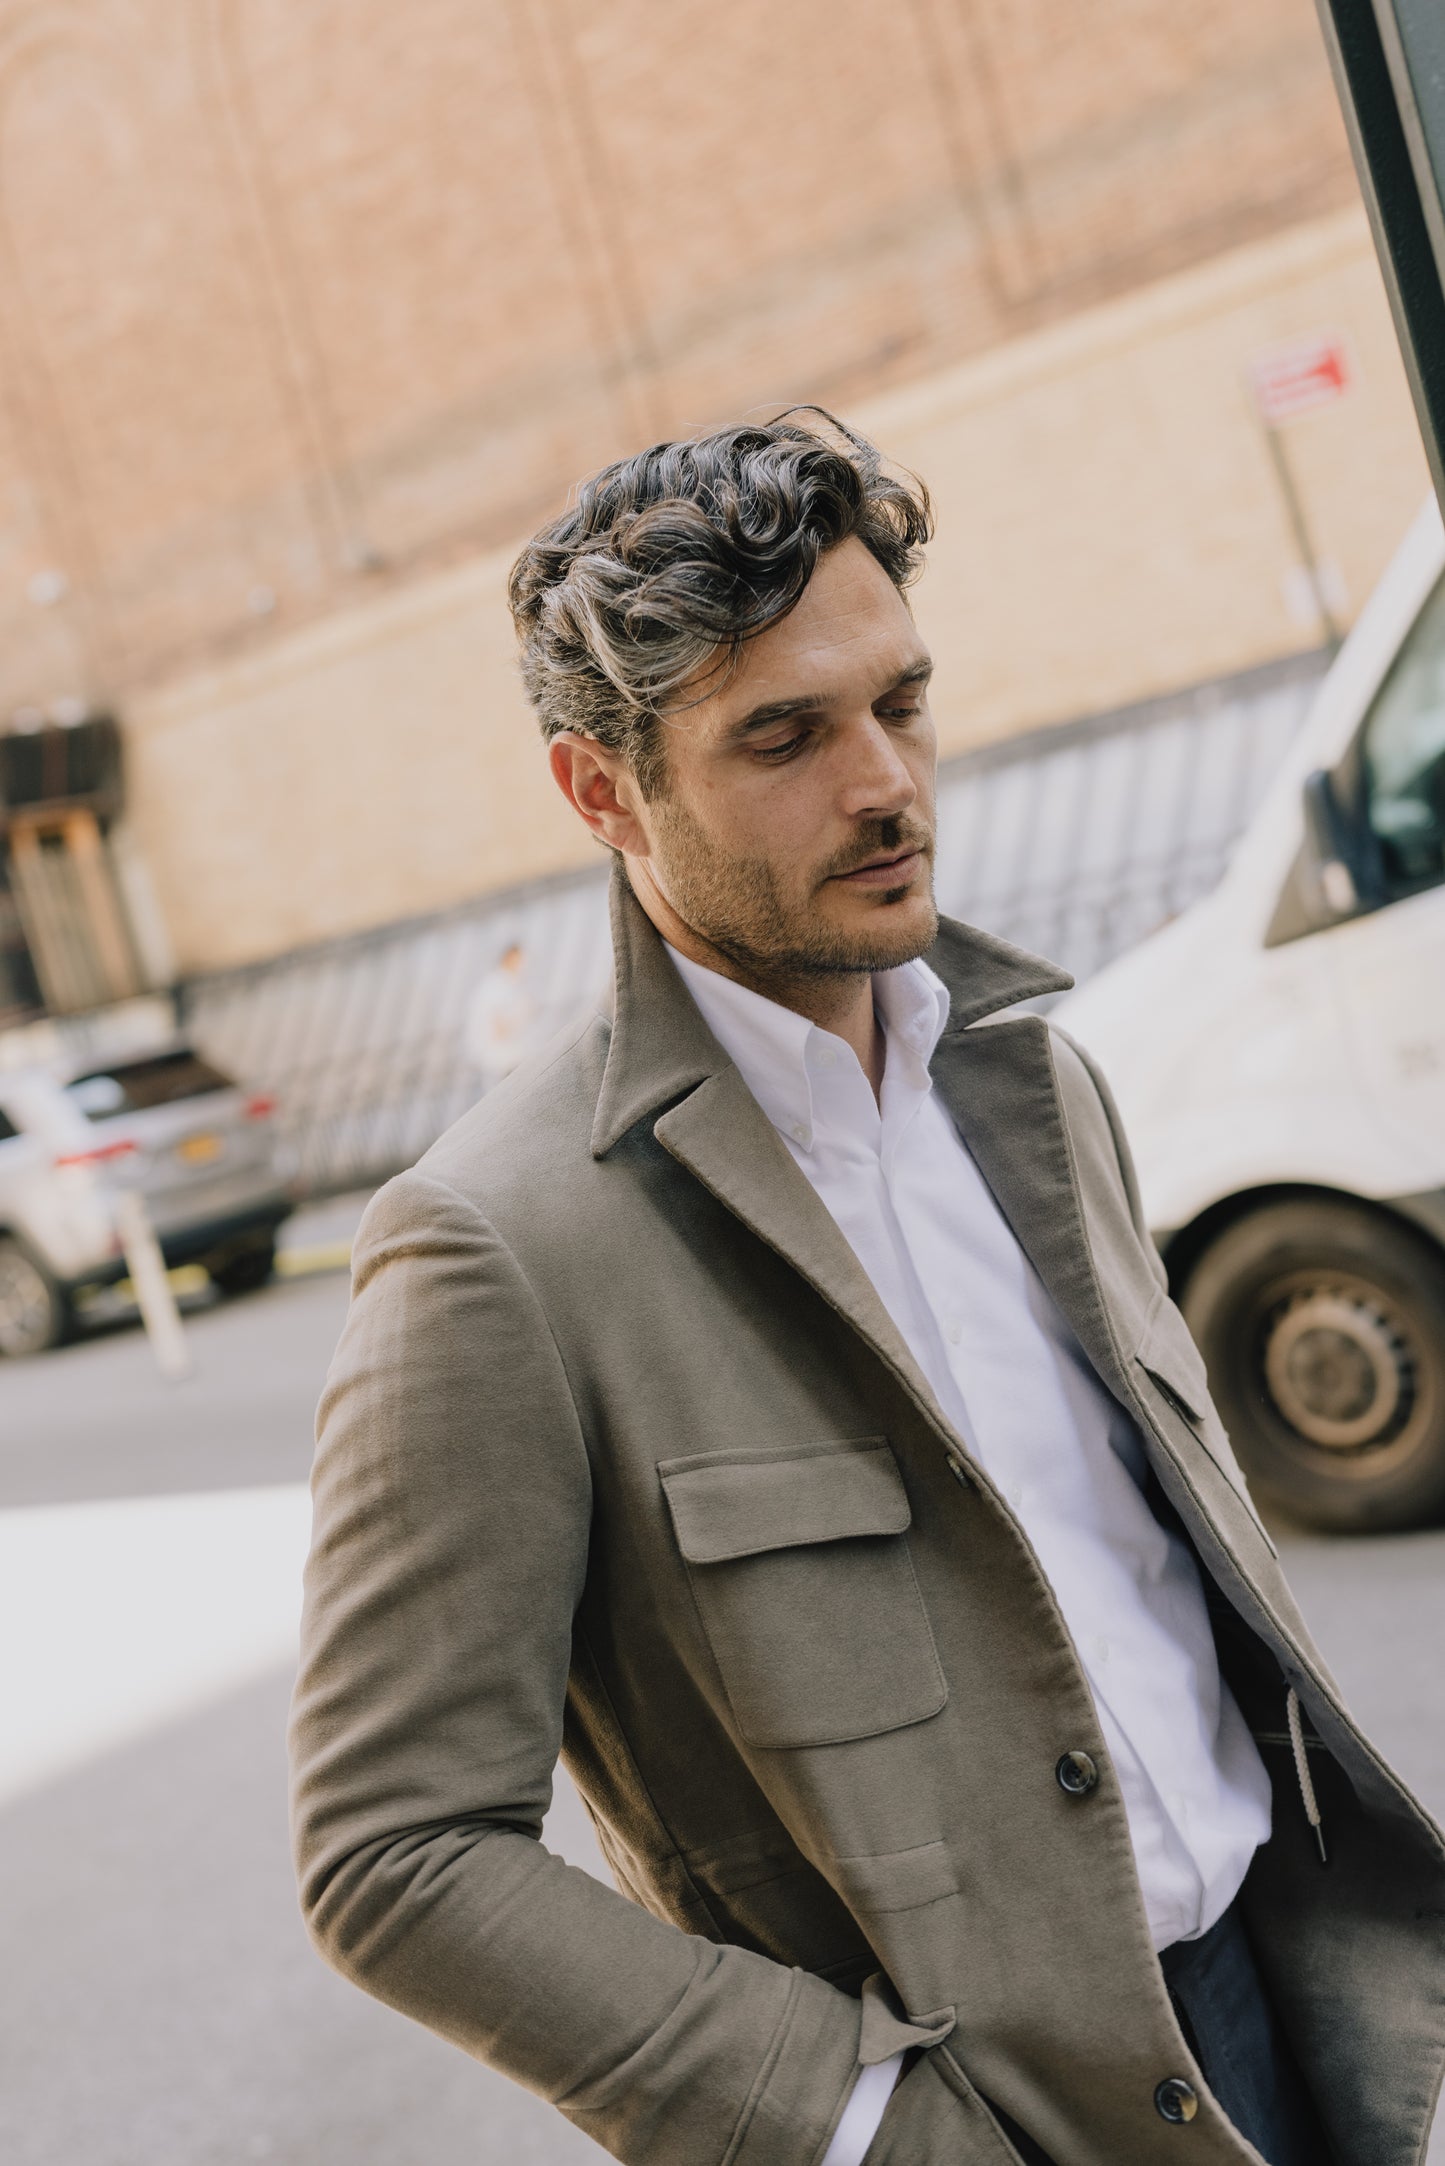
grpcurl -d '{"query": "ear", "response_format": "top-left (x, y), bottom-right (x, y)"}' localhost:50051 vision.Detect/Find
top-left (549, 733), bottom-right (650, 856)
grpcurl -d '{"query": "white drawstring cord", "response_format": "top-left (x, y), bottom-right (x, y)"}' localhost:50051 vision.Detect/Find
top-left (1287, 1687), bottom-right (1328, 1866)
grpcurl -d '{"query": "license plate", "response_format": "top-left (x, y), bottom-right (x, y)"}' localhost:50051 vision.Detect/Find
top-left (176, 1132), bottom-right (223, 1166)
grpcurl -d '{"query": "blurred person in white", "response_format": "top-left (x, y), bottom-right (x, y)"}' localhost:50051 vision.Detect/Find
top-left (292, 413), bottom-right (1443, 2166)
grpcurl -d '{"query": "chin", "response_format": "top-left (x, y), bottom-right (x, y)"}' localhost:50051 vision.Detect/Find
top-left (834, 888), bottom-right (939, 970)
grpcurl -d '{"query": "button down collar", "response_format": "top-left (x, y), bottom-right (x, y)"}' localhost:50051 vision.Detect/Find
top-left (667, 945), bottom-right (951, 1165)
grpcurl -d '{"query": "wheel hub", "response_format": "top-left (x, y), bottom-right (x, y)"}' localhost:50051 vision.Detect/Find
top-left (1262, 1286), bottom-right (1414, 1451)
top-left (0, 1248), bottom-right (52, 1356)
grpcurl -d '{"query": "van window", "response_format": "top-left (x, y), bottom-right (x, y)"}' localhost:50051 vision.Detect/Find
top-left (1361, 574), bottom-right (1445, 901)
top-left (64, 1049), bottom-right (233, 1121)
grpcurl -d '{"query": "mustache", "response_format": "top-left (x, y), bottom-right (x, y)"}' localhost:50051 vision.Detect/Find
top-left (819, 817), bottom-right (934, 881)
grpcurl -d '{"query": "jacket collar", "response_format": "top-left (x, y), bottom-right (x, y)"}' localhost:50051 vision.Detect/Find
top-left (589, 866), bottom-right (728, 1158)
top-left (590, 860), bottom-right (1072, 1158)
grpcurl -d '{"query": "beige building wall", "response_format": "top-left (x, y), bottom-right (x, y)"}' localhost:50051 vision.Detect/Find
top-left (125, 205), bottom-right (1430, 976)
top-left (0, 0), bottom-right (1355, 714)
top-left (881, 208), bottom-right (1430, 753)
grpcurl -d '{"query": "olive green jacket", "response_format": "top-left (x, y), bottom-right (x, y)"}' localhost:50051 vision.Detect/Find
top-left (290, 869), bottom-right (1445, 2165)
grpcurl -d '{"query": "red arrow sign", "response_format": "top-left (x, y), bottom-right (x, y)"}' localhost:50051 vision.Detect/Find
top-left (1250, 336), bottom-right (1352, 426)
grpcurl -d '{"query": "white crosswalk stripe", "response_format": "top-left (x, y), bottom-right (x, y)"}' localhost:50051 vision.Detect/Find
top-left (0, 1482), bottom-right (311, 1807)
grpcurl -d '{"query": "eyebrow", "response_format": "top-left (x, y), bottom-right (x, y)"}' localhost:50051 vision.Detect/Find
top-left (725, 657), bottom-right (934, 740)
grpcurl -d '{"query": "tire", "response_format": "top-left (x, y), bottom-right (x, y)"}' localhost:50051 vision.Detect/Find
top-left (1179, 1197), bottom-right (1445, 1534)
top-left (0, 1236), bottom-right (71, 1358)
top-left (209, 1238), bottom-right (278, 1298)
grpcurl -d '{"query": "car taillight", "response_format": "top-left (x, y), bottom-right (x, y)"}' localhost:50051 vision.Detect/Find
top-left (55, 1138), bottom-right (138, 1169)
top-left (243, 1093), bottom-right (278, 1120)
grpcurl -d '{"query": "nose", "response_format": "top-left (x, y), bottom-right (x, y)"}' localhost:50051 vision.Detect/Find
top-left (837, 712), bottom-right (918, 821)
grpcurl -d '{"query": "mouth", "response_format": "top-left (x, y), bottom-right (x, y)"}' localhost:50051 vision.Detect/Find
top-left (830, 845), bottom-right (928, 889)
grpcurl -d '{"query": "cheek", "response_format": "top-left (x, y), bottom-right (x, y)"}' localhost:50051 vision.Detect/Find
top-left (699, 768), bottom-right (817, 848)
top-left (747, 785), bottom-right (835, 873)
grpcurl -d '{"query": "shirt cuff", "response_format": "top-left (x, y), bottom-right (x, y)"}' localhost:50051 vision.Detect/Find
top-left (820, 2049), bottom-right (905, 2166)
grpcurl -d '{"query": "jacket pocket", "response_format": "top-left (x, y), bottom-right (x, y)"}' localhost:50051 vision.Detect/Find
top-left (659, 1438), bottom-right (947, 1750)
top-left (834, 1840), bottom-right (962, 1915)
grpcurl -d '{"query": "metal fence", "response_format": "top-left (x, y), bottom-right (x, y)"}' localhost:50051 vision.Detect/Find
top-left (181, 649), bottom-right (1328, 1199)
top-left (183, 868), bottom-right (614, 1199)
top-left (935, 649), bottom-right (1327, 984)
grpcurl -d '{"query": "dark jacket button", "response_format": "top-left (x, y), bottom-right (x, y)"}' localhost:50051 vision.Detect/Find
top-left (1056, 1750), bottom-right (1099, 1796)
top-left (1155, 2077), bottom-right (1199, 2123)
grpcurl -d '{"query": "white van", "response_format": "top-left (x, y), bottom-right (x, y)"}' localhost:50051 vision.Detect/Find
top-left (1056, 499), bottom-right (1445, 1532)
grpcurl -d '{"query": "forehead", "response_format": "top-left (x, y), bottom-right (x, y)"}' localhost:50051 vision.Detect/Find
top-left (680, 537), bottom-right (926, 738)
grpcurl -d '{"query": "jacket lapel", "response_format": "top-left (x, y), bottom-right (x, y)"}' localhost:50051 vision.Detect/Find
top-left (592, 866), bottom-right (1099, 1442)
top-left (652, 1067), bottom-right (949, 1423)
top-left (930, 1011), bottom-right (1133, 1406)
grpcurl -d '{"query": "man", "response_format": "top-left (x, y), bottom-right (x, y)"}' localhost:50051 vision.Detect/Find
top-left (290, 414), bottom-right (1445, 2165)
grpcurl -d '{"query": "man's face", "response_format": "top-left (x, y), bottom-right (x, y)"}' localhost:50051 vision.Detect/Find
top-left (631, 538), bottom-right (938, 986)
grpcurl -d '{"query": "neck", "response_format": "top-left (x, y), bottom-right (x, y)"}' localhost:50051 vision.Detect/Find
top-left (625, 852), bottom-right (888, 1100)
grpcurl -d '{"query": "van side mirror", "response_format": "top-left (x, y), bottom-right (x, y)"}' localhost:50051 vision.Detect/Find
top-left (1264, 769), bottom-right (1365, 946)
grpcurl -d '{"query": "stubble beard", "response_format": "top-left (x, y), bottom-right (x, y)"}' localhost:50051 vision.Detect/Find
top-left (647, 797), bottom-right (940, 1001)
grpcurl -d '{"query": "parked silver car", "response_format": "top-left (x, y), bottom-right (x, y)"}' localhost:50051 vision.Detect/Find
top-left (0, 1043), bottom-right (295, 1357)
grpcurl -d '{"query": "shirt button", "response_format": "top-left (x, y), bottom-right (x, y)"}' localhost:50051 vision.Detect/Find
top-left (1155, 2078), bottom-right (1199, 2124)
top-left (1093, 1637), bottom-right (1110, 1666)
top-left (944, 1318), bottom-right (962, 1346)
top-left (1055, 1750), bottom-right (1100, 1797)
top-left (790, 1124), bottom-right (808, 1144)
top-left (814, 1044), bottom-right (835, 1067)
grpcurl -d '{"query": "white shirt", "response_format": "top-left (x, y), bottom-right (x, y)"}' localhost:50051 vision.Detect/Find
top-left (668, 945), bottom-right (1272, 2166)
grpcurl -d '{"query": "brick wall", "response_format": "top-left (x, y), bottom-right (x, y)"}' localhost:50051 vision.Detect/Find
top-left (0, 0), bottom-right (1357, 714)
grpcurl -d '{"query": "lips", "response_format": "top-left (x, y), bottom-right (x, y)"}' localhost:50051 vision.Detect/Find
top-left (833, 847), bottom-right (926, 887)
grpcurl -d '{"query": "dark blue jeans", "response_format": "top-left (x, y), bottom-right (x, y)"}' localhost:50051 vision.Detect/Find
top-left (990, 1902), bottom-right (1330, 2165)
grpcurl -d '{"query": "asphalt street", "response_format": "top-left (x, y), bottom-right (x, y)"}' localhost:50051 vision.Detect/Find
top-left (2, 1199), bottom-right (1442, 2165)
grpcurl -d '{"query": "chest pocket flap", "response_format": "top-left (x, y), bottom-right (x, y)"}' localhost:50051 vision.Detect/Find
top-left (659, 1440), bottom-right (946, 1750)
top-left (662, 1440), bottom-right (911, 1562)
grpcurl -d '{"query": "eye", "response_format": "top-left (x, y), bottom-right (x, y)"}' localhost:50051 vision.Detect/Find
top-left (878, 701), bottom-right (923, 722)
top-left (753, 731), bottom-right (810, 763)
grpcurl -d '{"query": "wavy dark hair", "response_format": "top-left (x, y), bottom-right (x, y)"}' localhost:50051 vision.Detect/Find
top-left (507, 409), bottom-right (932, 796)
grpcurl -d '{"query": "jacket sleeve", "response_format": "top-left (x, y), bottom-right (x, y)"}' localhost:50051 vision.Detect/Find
top-left (288, 1168), bottom-right (866, 2166)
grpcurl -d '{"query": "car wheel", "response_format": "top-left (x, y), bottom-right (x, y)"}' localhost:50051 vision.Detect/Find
top-left (209, 1238), bottom-right (278, 1297)
top-left (0, 1236), bottom-right (70, 1358)
top-left (1179, 1197), bottom-right (1445, 1533)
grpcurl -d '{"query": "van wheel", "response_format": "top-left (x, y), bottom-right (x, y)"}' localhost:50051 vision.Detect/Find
top-left (1179, 1198), bottom-right (1445, 1533)
top-left (0, 1237), bottom-right (70, 1358)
